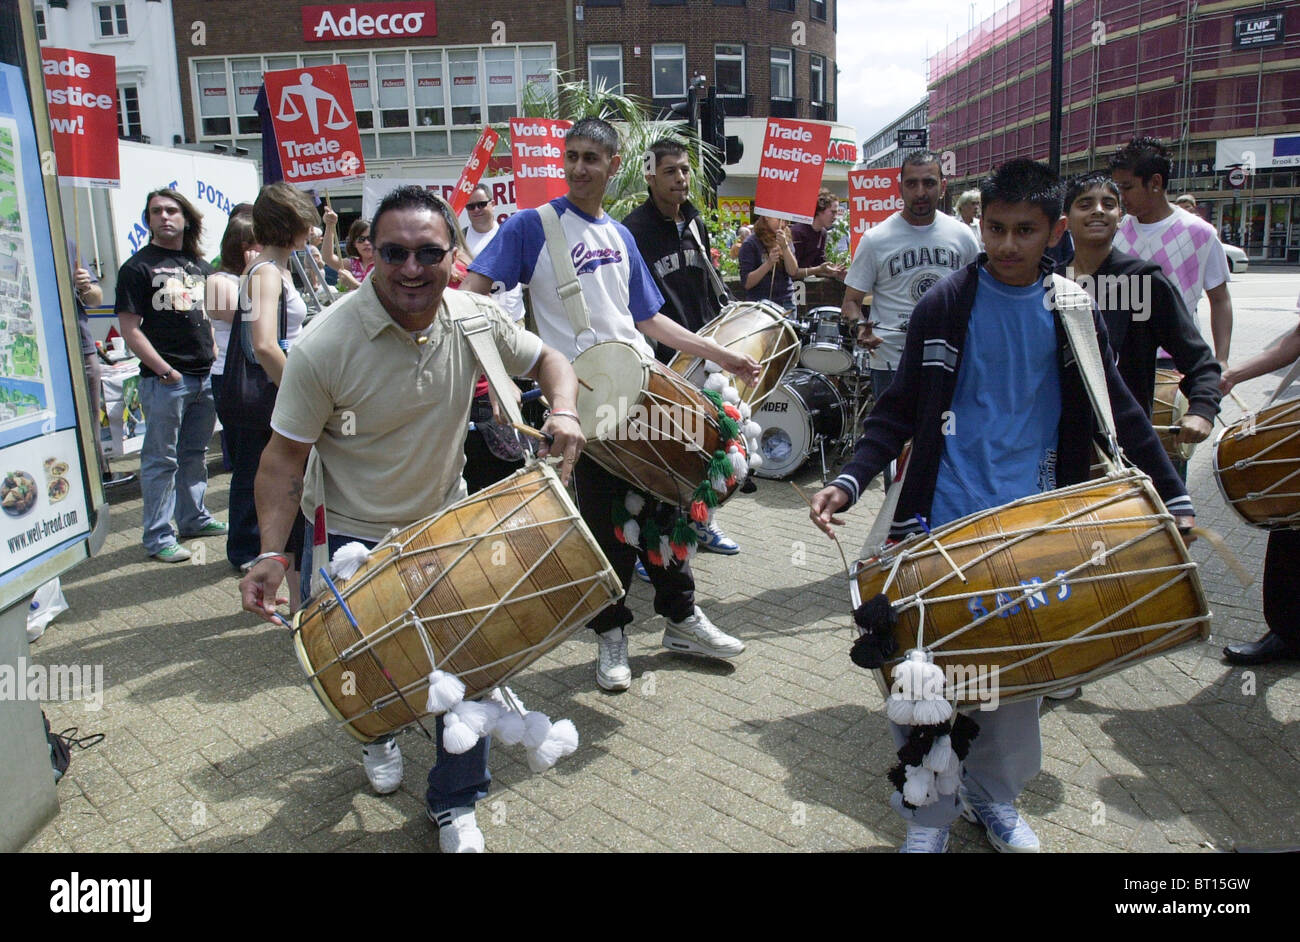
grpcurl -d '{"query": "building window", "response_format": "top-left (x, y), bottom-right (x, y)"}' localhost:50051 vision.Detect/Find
top-left (714, 0), bottom-right (745, 5)
top-left (810, 54), bottom-right (825, 104)
top-left (35, 6), bottom-right (47, 41)
top-left (116, 84), bottom-right (141, 139)
top-left (340, 53), bottom-right (375, 130)
top-left (770, 48), bottom-right (792, 100)
top-left (652, 44), bottom-right (686, 99)
top-left (715, 44), bottom-right (745, 98)
top-left (769, 0), bottom-right (796, 11)
top-left (485, 47), bottom-right (517, 123)
top-left (94, 2), bottom-right (128, 38)
top-left (587, 44), bottom-right (623, 94)
top-left (195, 59), bottom-right (231, 136)
top-left (411, 51), bottom-right (444, 128)
top-left (811, 0), bottom-right (827, 20)
top-left (231, 58), bottom-right (262, 135)
top-left (376, 51), bottom-right (411, 129)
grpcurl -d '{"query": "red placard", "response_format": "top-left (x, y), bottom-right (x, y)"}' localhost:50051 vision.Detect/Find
top-left (264, 65), bottom-right (366, 190)
top-left (753, 118), bottom-right (832, 225)
top-left (40, 48), bottom-right (120, 188)
top-left (847, 167), bottom-right (902, 254)
top-left (303, 2), bottom-right (437, 42)
top-left (509, 117), bottom-right (571, 210)
top-left (448, 127), bottom-right (500, 214)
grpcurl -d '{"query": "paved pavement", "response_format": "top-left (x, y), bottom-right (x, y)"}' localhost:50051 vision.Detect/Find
top-left (24, 271), bottom-right (1300, 853)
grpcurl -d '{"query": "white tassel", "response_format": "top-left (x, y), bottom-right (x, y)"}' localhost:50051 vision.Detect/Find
top-left (522, 711), bottom-right (552, 749)
top-left (659, 535), bottom-right (672, 564)
top-left (441, 710), bottom-right (480, 754)
top-left (329, 542), bottom-right (371, 581)
top-left (892, 651), bottom-right (930, 701)
top-left (902, 764), bottom-right (935, 806)
top-left (492, 709), bottom-right (526, 745)
top-left (703, 359), bottom-right (723, 374)
top-left (886, 695), bottom-right (916, 726)
top-left (935, 765), bottom-right (962, 795)
top-left (624, 492), bottom-right (645, 516)
top-left (923, 734), bottom-right (953, 772)
top-left (527, 741), bottom-right (563, 772)
top-left (912, 698), bottom-right (953, 726)
top-left (747, 450), bottom-right (763, 470)
top-left (704, 371), bottom-right (728, 391)
top-left (743, 420), bottom-right (762, 439)
top-left (622, 518), bottom-right (640, 548)
top-left (711, 473), bottom-right (728, 494)
top-left (727, 448), bottom-right (748, 479)
top-left (739, 401), bottom-right (751, 421)
top-left (722, 385), bottom-right (741, 405)
top-left (526, 718), bottom-right (581, 773)
top-left (549, 719), bottom-right (579, 756)
top-left (425, 669), bottom-right (466, 714)
top-left (453, 699), bottom-right (499, 736)
top-left (487, 686), bottom-right (525, 714)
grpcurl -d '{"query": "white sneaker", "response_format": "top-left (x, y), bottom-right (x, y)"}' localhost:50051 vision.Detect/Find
top-left (361, 737), bottom-right (403, 795)
top-left (1044, 686), bottom-right (1079, 700)
top-left (663, 606), bottom-right (745, 658)
top-left (596, 628), bottom-right (631, 691)
top-left (899, 824), bottom-right (950, 853)
top-left (428, 806), bottom-right (485, 853)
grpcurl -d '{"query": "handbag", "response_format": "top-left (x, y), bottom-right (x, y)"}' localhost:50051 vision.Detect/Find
top-left (217, 261), bottom-right (288, 430)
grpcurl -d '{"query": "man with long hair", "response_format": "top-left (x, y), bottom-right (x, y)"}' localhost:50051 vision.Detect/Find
top-left (115, 188), bottom-right (226, 563)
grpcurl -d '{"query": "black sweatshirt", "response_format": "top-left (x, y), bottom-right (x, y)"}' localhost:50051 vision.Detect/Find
top-left (1055, 248), bottom-right (1221, 423)
top-left (830, 256), bottom-right (1194, 541)
top-left (622, 197), bottom-right (724, 363)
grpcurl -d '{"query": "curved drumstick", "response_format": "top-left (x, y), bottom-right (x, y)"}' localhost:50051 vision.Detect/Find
top-left (788, 481), bottom-right (851, 579)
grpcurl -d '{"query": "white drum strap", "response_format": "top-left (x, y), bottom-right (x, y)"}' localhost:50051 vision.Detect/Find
top-left (537, 202), bottom-right (593, 340)
top-left (1053, 273), bottom-right (1119, 454)
top-left (686, 216), bottom-right (732, 307)
top-left (449, 297), bottom-right (527, 429)
top-left (1265, 355), bottom-right (1300, 408)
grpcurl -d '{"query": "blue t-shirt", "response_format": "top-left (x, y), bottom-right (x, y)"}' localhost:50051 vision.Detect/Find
top-left (930, 266), bottom-right (1062, 527)
top-left (468, 196), bottom-right (663, 362)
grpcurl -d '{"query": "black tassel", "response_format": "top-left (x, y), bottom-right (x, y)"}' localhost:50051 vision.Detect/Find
top-left (950, 713), bottom-right (980, 760)
top-left (849, 593), bottom-right (899, 669)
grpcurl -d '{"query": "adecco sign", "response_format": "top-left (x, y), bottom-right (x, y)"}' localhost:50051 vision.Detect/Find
top-left (303, 2), bottom-right (437, 41)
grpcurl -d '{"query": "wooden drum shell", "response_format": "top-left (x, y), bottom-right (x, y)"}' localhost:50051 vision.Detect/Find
top-left (1214, 399), bottom-right (1300, 529)
top-left (668, 300), bottom-right (800, 408)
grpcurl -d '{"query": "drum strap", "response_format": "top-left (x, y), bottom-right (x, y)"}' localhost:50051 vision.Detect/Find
top-left (537, 202), bottom-right (594, 342)
top-left (686, 217), bottom-right (732, 308)
top-left (1265, 356), bottom-right (1300, 408)
top-left (1052, 273), bottom-right (1119, 457)
top-left (448, 297), bottom-right (528, 430)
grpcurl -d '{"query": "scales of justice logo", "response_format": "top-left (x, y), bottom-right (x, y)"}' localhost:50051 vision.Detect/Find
top-left (276, 73), bottom-right (352, 134)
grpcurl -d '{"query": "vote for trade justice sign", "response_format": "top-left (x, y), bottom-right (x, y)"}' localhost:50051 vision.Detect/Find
top-left (509, 117), bottom-right (572, 210)
top-left (264, 65), bottom-right (366, 190)
top-left (753, 118), bottom-right (832, 225)
top-left (40, 48), bottom-right (120, 188)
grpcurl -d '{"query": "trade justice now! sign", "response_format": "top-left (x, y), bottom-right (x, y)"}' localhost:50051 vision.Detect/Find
top-left (753, 118), bottom-right (831, 225)
top-left (847, 168), bottom-right (902, 254)
top-left (509, 117), bottom-right (571, 210)
top-left (40, 48), bottom-right (120, 188)
top-left (448, 126), bottom-right (500, 215)
top-left (303, 2), bottom-right (438, 41)
top-left (263, 65), bottom-right (366, 189)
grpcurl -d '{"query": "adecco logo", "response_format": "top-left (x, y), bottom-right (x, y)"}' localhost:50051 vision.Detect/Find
top-left (303, 2), bottom-right (438, 42)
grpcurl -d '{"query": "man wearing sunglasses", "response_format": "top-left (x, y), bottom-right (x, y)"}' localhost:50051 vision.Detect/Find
top-left (465, 116), bottom-right (762, 696)
top-left (463, 183), bottom-right (524, 323)
top-left (241, 185), bottom-right (584, 853)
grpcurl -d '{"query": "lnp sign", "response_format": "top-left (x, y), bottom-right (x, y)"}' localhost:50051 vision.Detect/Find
top-left (848, 168), bottom-right (902, 253)
top-left (264, 65), bottom-right (365, 190)
top-left (754, 118), bottom-right (831, 225)
top-left (1233, 12), bottom-right (1284, 49)
top-left (448, 127), bottom-right (500, 215)
top-left (363, 175), bottom-right (517, 227)
top-left (509, 117), bottom-right (571, 210)
top-left (897, 128), bottom-right (928, 150)
top-left (40, 48), bottom-right (120, 188)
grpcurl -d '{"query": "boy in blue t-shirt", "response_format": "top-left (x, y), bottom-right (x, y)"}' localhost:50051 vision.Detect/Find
top-left (808, 160), bottom-right (1195, 853)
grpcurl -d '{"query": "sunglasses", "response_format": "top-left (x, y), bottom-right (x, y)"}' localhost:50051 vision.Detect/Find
top-left (377, 242), bottom-right (451, 266)
top-left (466, 200), bottom-right (490, 211)
top-left (355, 235), bottom-right (371, 244)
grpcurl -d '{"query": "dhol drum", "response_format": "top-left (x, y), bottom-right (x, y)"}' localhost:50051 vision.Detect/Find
top-left (1153, 369), bottom-right (1195, 462)
top-left (852, 470), bottom-right (1209, 705)
top-left (293, 464), bottom-right (621, 742)
top-left (1214, 398), bottom-right (1300, 528)
top-left (751, 368), bottom-right (846, 478)
top-left (669, 300), bottom-right (800, 408)
top-left (799, 306), bottom-right (855, 375)
top-left (574, 341), bottom-right (742, 507)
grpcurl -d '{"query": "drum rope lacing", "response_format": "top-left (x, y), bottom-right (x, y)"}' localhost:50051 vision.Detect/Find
top-left (1218, 406), bottom-right (1300, 521)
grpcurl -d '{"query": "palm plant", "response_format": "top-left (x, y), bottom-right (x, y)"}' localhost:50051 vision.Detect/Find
top-left (510, 70), bottom-right (721, 220)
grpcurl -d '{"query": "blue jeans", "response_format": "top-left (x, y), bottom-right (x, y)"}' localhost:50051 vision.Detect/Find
top-left (225, 423), bottom-right (269, 568)
top-left (137, 373), bottom-right (217, 554)
top-left (302, 521), bottom-right (491, 813)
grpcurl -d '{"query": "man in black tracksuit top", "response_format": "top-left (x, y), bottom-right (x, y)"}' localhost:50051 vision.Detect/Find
top-left (623, 138), bottom-right (740, 555)
top-left (1056, 172), bottom-right (1221, 454)
top-left (808, 160), bottom-right (1194, 854)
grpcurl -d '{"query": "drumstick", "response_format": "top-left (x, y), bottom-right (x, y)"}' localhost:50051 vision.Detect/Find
top-left (512, 422), bottom-right (554, 445)
top-left (578, 378), bottom-right (594, 391)
top-left (1186, 526), bottom-right (1253, 587)
top-left (1229, 390), bottom-right (1252, 413)
top-left (914, 514), bottom-right (968, 584)
top-left (788, 481), bottom-right (851, 579)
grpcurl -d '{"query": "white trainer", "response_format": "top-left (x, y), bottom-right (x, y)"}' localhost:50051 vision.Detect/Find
top-left (428, 806), bottom-right (485, 853)
top-left (899, 824), bottom-right (950, 853)
top-left (596, 628), bottom-right (631, 691)
top-left (663, 606), bottom-right (745, 658)
top-left (361, 737), bottom-right (403, 795)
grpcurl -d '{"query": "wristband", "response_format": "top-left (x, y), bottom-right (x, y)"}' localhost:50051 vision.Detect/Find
top-left (548, 410), bottom-right (581, 424)
top-left (250, 551), bottom-right (290, 570)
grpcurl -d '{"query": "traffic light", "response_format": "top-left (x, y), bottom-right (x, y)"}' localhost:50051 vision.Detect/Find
top-left (669, 87), bottom-right (699, 131)
top-left (701, 88), bottom-right (730, 188)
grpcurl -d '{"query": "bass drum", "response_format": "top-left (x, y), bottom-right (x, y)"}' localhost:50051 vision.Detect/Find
top-left (751, 368), bottom-right (846, 479)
